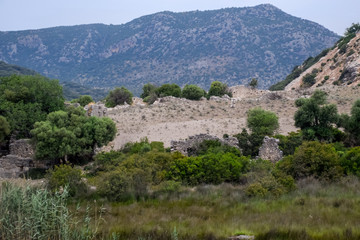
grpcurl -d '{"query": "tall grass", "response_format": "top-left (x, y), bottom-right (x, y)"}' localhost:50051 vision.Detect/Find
top-left (0, 182), bottom-right (101, 240)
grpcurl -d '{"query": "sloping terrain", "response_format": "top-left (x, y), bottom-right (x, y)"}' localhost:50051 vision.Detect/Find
top-left (104, 85), bottom-right (359, 149)
top-left (285, 32), bottom-right (360, 90)
top-left (0, 4), bottom-right (338, 95)
top-left (0, 60), bottom-right (37, 76)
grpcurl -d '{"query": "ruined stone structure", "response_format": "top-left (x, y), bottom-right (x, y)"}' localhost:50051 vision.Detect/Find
top-left (258, 136), bottom-right (283, 163)
top-left (84, 102), bottom-right (107, 117)
top-left (171, 134), bottom-right (240, 156)
top-left (0, 139), bottom-right (35, 178)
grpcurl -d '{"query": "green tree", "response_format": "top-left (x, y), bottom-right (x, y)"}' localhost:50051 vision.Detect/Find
top-left (156, 83), bottom-right (181, 98)
top-left (249, 78), bottom-right (258, 89)
top-left (105, 87), bottom-right (133, 107)
top-left (181, 84), bottom-right (205, 100)
top-left (207, 81), bottom-right (232, 98)
top-left (31, 106), bottom-right (116, 162)
top-left (301, 73), bottom-right (316, 88)
top-left (71, 95), bottom-right (93, 107)
top-left (294, 90), bottom-right (339, 141)
top-left (140, 83), bottom-right (157, 99)
top-left (0, 75), bottom-right (64, 138)
top-left (247, 107), bottom-right (279, 136)
top-left (0, 116), bottom-right (10, 143)
top-left (340, 99), bottom-right (360, 146)
top-left (235, 108), bottom-right (279, 157)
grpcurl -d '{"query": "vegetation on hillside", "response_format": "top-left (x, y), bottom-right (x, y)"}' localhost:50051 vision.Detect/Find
top-left (269, 22), bottom-right (359, 91)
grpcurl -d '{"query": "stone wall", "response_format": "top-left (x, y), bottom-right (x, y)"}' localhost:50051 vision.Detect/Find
top-left (0, 139), bottom-right (41, 178)
top-left (258, 136), bottom-right (283, 163)
top-left (171, 134), bottom-right (240, 156)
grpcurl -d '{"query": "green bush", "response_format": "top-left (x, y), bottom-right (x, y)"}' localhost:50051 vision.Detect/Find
top-left (156, 83), bottom-right (181, 98)
top-left (341, 147), bottom-right (360, 177)
top-left (288, 141), bottom-right (343, 181)
top-left (97, 169), bottom-right (134, 201)
top-left (207, 81), bottom-right (232, 98)
top-left (181, 84), bottom-right (205, 100)
top-left (46, 164), bottom-right (86, 196)
top-left (105, 87), bottom-right (133, 107)
top-left (302, 73), bottom-right (316, 88)
top-left (274, 131), bottom-right (303, 156)
top-left (245, 182), bottom-right (268, 197)
top-left (71, 95), bottom-right (93, 107)
top-left (168, 152), bottom-right (250, 185)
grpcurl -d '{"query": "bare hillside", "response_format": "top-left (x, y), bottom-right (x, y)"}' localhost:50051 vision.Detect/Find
top-left (104, 85), bottom-right (360, 150)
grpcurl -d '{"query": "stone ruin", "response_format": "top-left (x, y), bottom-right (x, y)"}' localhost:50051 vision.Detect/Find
top-left (170, 134), bottom-right (240, 156)
top-left (84, 102), bottom-right (107, 117)
top-left (0, 139), bottom-right (35, 178)
top-left (258, 136), bottom-right (283, 163)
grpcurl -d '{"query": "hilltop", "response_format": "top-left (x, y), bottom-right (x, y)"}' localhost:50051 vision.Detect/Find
top-left (0, 4), bottom-right (338, 95)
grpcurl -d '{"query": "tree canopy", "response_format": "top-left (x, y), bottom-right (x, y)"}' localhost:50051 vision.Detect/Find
top-left (207, 81), bottom-right (232, 98)
top-left (181, 84), bottom-right (205, 100)
top-left (105, 87), bottom-right (133, 107)
top-left (155, 83), bottom-right (181, 98)
top-left (0, 75), bottom-right (64, 138)
top-left (247, 107), bottom-right (279, 136)
top-left (71, 95), bottom-right (94, 107)
top-left (31, 106), bottom-right (116, 162)
top-left (294, 90), bottom-right (338, 141)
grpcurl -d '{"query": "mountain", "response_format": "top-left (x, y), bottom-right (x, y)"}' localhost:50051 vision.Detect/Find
top-left (0, 61), bottom-right (37, 76)
top-left (0, 4), bottom-right (339, 95)
top-left (270, 30), bottom-right (360, 91)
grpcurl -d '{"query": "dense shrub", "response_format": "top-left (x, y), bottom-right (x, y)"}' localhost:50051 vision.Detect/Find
top-left (155, 83), bottom-right (181, 98)
top-left (96, 149), bottom-right (177, 201)
top-left (181, 84), bottom-right (205, 100)
top-left (207, 81), bottom-right (232, 98)
top-left (168, 152), bottom-right (250, 185)
top-left (301, 73), bottom-right (316, 88)
top-left (105, 87), bottom-right (133, 107)
top-left (70, 95), bottom-right (93, 107)
top-left (282, 141), bottom-right (343, 181)
top-left (140, 83), bottom-right (157, 99)
top-left (46, 164), bottom-right (86, 196)
top-left (244, 158), bottom-right (295, 197)
top-left (339, 99), bottom-right (360, 146)
top-left (341, 147), bottom-right (360, 177)
top-left (274, 131), bottom-right (303, 156)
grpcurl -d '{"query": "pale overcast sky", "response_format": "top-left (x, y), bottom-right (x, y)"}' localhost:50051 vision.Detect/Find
top-left (0, 0), bottom-right (359, 35)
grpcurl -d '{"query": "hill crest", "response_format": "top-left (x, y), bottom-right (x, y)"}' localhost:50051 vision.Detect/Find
top-left (0, 5), bottom-right (339, 95)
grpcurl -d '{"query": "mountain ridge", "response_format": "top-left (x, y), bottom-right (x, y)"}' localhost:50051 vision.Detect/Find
top-left (0, 4), bottom-right (339, 95)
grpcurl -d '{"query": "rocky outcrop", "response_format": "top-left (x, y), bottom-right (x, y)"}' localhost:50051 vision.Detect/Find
top-left (258, 136), bottom-right (283, 163)
top-left (171, 134), bottom-right (240, 156)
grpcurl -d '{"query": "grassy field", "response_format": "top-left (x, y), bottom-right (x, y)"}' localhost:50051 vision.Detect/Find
top-left (72, 176), bottom-right (360, 240)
